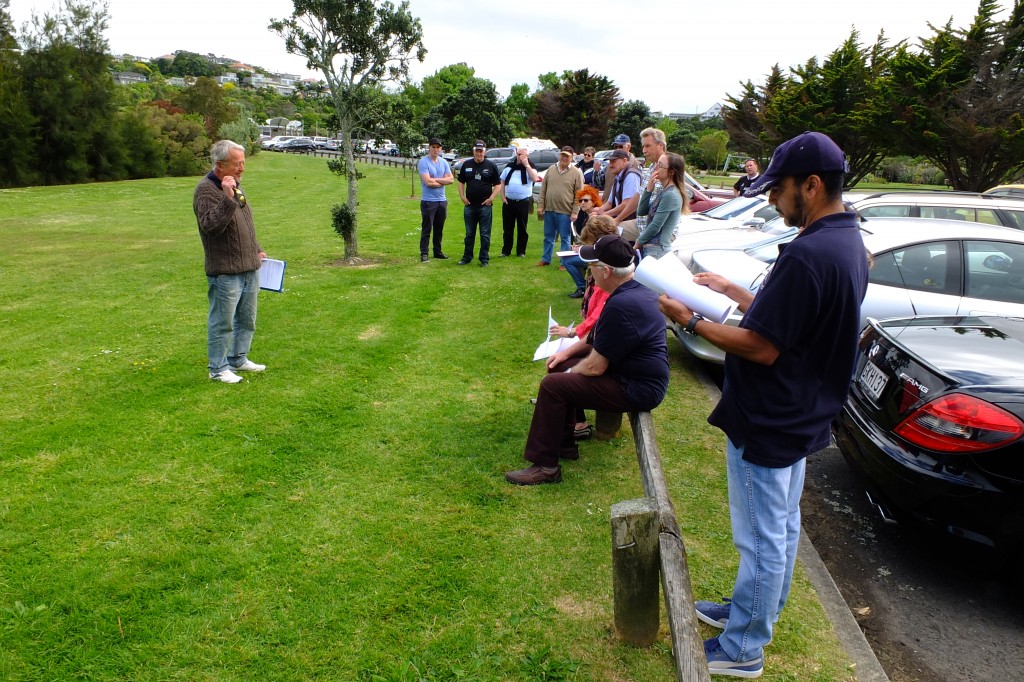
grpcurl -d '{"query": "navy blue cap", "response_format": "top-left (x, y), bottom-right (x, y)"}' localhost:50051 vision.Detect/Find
top-left (745, 132), bottom-right (848, 196)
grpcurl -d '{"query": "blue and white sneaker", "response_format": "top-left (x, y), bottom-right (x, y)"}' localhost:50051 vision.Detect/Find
top-left (704, 637), bottom-right (763, 678)
top-left (696, 598), bottom-right (731, 629)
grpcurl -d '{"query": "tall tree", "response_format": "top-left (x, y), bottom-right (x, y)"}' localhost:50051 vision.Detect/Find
top-left (529, 69), bottom-right (619, 150)
top-left (20, 0), bottom-right (124, 184)
top-left (422, 77), bottom-right (514, 152)
top-left (270, 0), bottom-right (426, 261)
top-left (611, 100), bottom-right (655, 146)
top-left (876, 0), bottom-right (1024, 190)
top-left (765, 31), bottom-right (893, 185)
top-left (173, 76), bottom-right (236, 138)
top-left (722, 66), bottom-right (787, 170)
top-left (0, 0), bottom-right (39, 187)
top-left (503, 82), bottom-right (533, 136)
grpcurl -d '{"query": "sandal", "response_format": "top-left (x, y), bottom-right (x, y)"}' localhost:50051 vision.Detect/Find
top-left (574, 424), bottom-right (593, 441)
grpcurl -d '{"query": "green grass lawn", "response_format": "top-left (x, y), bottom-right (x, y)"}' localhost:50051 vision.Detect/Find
top-left (0, 153), bottom-right (855, 681)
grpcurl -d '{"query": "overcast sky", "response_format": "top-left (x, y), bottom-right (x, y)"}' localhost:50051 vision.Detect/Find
top-left (9, 0), bottom-right (995, 114)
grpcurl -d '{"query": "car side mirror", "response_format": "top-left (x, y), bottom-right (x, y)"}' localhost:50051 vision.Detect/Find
top-left (983, 254), bottom-right (1012, 272)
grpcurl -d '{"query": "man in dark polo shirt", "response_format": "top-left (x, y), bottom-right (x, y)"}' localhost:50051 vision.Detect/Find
top-left (506, 236), bottom-right (669, 485)
top-left (457, 140), bottom-right (501, 267)
top-left (660, 132), bottom-right (868, 678)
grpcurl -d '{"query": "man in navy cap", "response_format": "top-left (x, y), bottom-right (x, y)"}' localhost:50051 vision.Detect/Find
top-left (660, 132), bottom-right (868, 678)
top-left (506, 235), bottom-right (669, 485)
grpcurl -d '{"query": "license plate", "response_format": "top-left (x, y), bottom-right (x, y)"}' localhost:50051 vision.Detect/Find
top-left (859, 361), bottom-right (888, 403)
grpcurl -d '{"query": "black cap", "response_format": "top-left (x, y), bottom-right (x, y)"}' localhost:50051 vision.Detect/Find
top-left (473, 140), bottom-right (486, 149)
top-left (608, 149), bottom-right (629, 161)
top-left (428, 137), bottom-right (442, 146)
top-left (579, 235), bottom-right (636, 268)
top-left (560, 145), bottom-right (574, 156)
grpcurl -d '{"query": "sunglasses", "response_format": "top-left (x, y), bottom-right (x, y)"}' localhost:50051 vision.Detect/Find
top-left (613, 144), bottom-right (625, 149)
top-left (579, 198), bottom-right (592, 203)
top-left (234, 188), bottom-right (246, 206)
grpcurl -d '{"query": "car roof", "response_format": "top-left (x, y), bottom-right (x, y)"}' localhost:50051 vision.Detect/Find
top-left (857, 216), bottom-right (1024, 251)
top-left (853, 190), bottom-right (1024, 209)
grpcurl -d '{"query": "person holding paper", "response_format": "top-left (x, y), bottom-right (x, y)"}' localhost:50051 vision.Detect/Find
top-left (194, 140), bottom-right (267, 384)
top-left (635, 152), bottom-right (689, 260)
top-left (659, 131), bottom-right (868, 678)
top-left (505, 236), bottom-right (669, 486)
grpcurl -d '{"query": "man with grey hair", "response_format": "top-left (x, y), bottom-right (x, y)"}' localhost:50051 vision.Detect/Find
top-left (505, 235), bottom-right (669, 485)
top-left (194, 140), bottom-right (267, 384)
top-left (618, 127), bottom-right (668, 242)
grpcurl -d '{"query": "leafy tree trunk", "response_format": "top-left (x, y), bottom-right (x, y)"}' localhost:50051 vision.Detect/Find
top-left (271, 0), bottom-right (425, 263)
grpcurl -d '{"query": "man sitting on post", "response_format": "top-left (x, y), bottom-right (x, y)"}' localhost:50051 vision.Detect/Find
top-left (505, 236), bottom-right (670, 485)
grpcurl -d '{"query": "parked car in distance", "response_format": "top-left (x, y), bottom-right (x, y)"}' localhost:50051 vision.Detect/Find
top-left (852, 190), bottom-right (1024, 230)
top-left (984, 184), bottom-right (1024, 199)
top-left (277, 137), bottom-right (315, 153)
top-left (452, 147), bottom-right (516, 173)
top-left (323, 139), bottom-right (340, 151)
top-left (442, 149), bottom-right (458, 163)
top-left (528, 149), bottom-right (561, 172)
top-left (312, 136), bottom-right (329, 148)
top-left (834, 314), bottom-right (1024, 551)
top-left (261, 135), bottom-right (296, 150)
top-left (674, 217), bottom-right (1024, 363)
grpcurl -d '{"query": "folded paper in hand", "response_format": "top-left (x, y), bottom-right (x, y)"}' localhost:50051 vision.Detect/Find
top-left (533, 306), bottom-right (576, 361)
top-left (259, 258), bottom-right (286, 292)
top-left (633, 254), bottom-right (736, 323)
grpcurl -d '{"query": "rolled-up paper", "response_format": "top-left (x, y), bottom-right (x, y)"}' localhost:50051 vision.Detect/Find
top-left (634, 254), bottom-right (737, 324)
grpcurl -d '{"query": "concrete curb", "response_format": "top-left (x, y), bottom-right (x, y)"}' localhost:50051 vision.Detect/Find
top-left (693, 363), bottom-right (889, 682)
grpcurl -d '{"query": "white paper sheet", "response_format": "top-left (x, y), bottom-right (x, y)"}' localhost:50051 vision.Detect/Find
top-left (259, 258), bottom-right (286, 292)
top-left (633, 253), bottom-right (736, 323)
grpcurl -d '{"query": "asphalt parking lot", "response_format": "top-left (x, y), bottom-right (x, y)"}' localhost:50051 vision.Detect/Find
top-left (801, 446), bottom-right (1024, 682)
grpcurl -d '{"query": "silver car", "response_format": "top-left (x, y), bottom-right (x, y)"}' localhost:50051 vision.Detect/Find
top-left (674, 217), bottom-right (1024, 363)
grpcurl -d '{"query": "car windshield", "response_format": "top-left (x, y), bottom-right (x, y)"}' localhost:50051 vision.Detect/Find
top-left (702, 197), bottom-right (765, 220)
top-left (744, 231), bottom-right (800, 263)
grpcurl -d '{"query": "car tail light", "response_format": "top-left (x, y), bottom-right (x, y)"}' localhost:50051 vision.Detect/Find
top-left (893, 393), bottom-right (1024, 453)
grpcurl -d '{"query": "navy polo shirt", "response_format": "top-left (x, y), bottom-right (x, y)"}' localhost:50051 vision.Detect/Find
top-left (592, 280), bottom-right (670, 411)
top-left (458, 159), bottom-right (500, 205)
top-left (709, 211), bottom-right (869, 467)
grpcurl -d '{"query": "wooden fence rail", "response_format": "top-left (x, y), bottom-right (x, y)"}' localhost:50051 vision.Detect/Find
top-left (612, 411), bottom-right (710, 682)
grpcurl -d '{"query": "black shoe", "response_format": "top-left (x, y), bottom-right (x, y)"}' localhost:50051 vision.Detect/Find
top-left (420, 255), bottom-right (429, 263)
top-left (479, 261), bottom-right (489, 267)
top-left (457, 259), bottom-right (470, 265)
top-left (498, 253), bottom-right (511, 258)
top-left (434, 252), bottom-right (450, 260)
top-left (568, 289), bottom-right (584, 299)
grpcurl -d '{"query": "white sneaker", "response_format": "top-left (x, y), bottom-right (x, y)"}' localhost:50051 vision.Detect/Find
top-left (209, 369), bottom-right (243, 384)
top-left (229, 359), bottom-right (266, 372)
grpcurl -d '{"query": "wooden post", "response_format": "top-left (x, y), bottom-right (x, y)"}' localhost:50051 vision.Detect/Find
top-left (611, 498), bottom-right (660, 646)
top-left (595, 411), bottom-right (623, 440)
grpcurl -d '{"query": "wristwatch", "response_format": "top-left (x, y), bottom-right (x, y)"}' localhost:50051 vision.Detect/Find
top-left (684, 313), bottom-right (704, 335)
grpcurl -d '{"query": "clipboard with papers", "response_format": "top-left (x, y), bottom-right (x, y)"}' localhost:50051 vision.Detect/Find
top-left (258, 258), bottom-right (286, 292)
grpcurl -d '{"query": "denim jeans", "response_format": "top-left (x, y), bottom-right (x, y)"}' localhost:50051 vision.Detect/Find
top-left (419, 200), bottom-right (447, 256)
top-left (719, 439), bottom-right (806, 663)
top-left (541, 211), bottom-right (571, 264)
top-left (207, 270), bottom-right (259, 373)
top-left (462, 203), bottom-right (492, 263)
top-left (559, 253), bottom-right (587, 292)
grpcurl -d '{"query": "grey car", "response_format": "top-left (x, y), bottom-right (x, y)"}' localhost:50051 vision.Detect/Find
top-left (674, 217), bottom-right (1024, 363)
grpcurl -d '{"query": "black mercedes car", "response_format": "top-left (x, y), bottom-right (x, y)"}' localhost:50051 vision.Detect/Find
top-left (833, 315), bottom-right (1024, 550)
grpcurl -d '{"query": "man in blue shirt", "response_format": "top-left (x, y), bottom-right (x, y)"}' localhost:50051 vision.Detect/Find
top-left (498, 147), bottom-right (539, 257)
top-left (660, 132), bottom-right (868, 679)
top-left (417, 137), bottom-right (455, 262)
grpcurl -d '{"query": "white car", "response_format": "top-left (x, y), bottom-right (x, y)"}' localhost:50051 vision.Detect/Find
top-left (674, 217), bottom-right (1024, 363)
top-left (261, 135), bottom-right (296, 150)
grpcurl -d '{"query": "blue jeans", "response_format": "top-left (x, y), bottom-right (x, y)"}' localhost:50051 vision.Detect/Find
top-left (207, 271), bottom-right (259, 373)
top-left (462, 203), bottom-right (492, 263)
top-left (720, 439), bottom-right (806, 663)
top-left (559, 253), bottom-right (587, 292)
top-left (541, 211), bottom-right (571, 264)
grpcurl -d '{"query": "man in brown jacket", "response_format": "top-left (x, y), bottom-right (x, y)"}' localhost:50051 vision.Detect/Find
top-left (194, 140), bottom-right (267, 384)
top-left (536, 146), bottom-right (583, 266)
